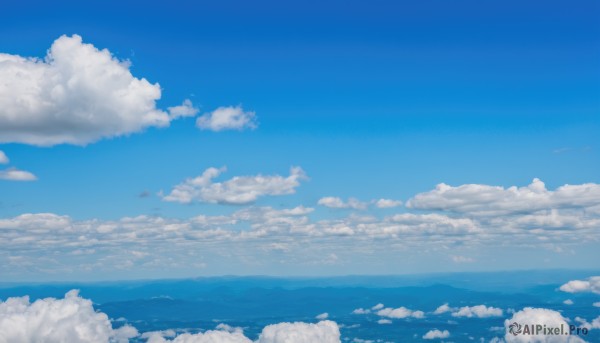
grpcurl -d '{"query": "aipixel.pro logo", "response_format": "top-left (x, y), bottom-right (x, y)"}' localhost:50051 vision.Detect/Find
top-left (507, 322), bottom-right (588, 337)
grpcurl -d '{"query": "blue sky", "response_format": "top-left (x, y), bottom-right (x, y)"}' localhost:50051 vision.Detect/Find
top-left (0, 0), bottom-right (599, 281)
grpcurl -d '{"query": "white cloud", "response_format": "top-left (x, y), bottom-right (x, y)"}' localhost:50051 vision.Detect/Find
top-left (168, 99), bottom-right (199, 120)
top-left (352, 308), bottom-right (370, 315)
top-left (451, 255), bottom-right (474, 263)
top-left (504, 307), bottom-right (586, 342)
top-left (162, 166), bottom-right (307, 204)
top-left (0, 35), bottom-right (174, 146)
top-left (3, 186), bottom-right (600, 277)
top-left (407, 178), bottom-right (600, 216)
top-left (593, 302), bottom-right (600, 308)
top-left (0, 290), bottom-right (340, 343)
top-left (423, 329), bottom-right (450, 339)
top-left (0, 167), bottom-right (37, 181)
top-left (374, 198), bottom-right (403, 208)
top-left (258, 320), bottom-right (341, 343)
top-left (377, 306), bottom-right (424, 319)
top-left (0, 151), bottom-right (8, 164)
top-left (452, 305), bottom-right (503, 318)
top-left (196, 105), bottom-right (257, 131)
top-left (371, 303), bottom-right (385, 311)
top-left (140, 329), bottom-right (176, 340)
top-left (560, 277), bottom-right (600, 294)
top-left (0, 290), bottom-right (137, 343)
top-left (316, 312), bottom-right (329, 320)
top-left (433, 303), bottom-right (452, 315)
top-left (318, 197), bottom-right (367, 210)
top-left (377, 319), bottom-right (392, 324)
top-left (146, 329), bottom-right (252, 343)
top-left (563, 299), bottom-right (574, 305)
top-left (575, 315), bottom-right (600, 330)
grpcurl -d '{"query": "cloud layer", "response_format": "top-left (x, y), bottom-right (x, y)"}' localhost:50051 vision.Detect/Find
top-left (2, 179), bottom-right (600, 276)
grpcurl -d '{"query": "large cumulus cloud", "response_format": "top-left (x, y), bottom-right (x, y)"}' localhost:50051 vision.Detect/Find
top-left (0, 290), bottom-right (137, 343)
top-left (0, 35), bottom-right (175, 146)
top-left (504, 307), bottom-right (586, 343)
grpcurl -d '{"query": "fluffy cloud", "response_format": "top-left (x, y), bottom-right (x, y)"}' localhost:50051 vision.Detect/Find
top-left (351, 308), bottom-right (370, 315)
top-left (0, 290), bottom-right (137, 343)
top-left (317, 197), bottom-right (367, 210)
top-left (0, 151), bottom-right (37, 181)
top-left (168, 99), bottom-right (199, 120)
top-left (258, 320), bottom-right (340, 343)
top-left (0, 168), bottom-right (37, 181)
top-left (576, 315), bottom-right (600, 330)
top-left (0, 290), bottom-right (340, 343)
top-left (374, 199), bottom-right (403, 208)
top-left (162, 166), bottom-right (306, 204)
top-left (407, 178), bottom-right (600, 216)
top-left (563, 299), bottom-right (574, 305)
top-left (0, 35), bottom-right (175, 146)
top-left (377, 319), bottom-right (392, 324)
top-left (372, 303), bottom-right (384, 311)
top-left (451, 305), bottom-right (503, 318)
top-left (316, 313), bottom-right (329, 320)
top-left (560, 277), bottom-right (600, 294)
top-left (376, 306), bottom-right (424, 319)
top-left (196, 105), bottom-right (257, 131)
top-left (433, 303), bottom-right (451, 315)
top-left (423, 329), bottom-right (450, 339)
top-left (504, 307), bottom-right (586, 342)
top-left (146, 329), bottom-right (252, 343)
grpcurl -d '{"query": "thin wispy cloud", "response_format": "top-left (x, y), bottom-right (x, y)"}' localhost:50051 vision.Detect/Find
top-left (0, 167), bottom-right (37, 181)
